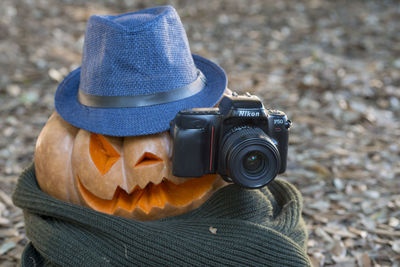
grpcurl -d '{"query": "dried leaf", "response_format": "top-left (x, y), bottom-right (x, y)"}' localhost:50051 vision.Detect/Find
top-left (324, 226), bottom-right (356, 239)
top-left (0, 190), bottom-right (13, 207)
top-left (356, 252), bottom-right (371, 267)
top-left (331, 238), bottom-right (346, 259)
top-left (348, 227), bottom-right (368, 239)
top-left (309, 252), bottom-right (325, 267)
top-left (0, 241), bottom-right (16, 255)
top-left (0, 228), bottom-right (18, 238)
top-left (0, 217), bottom-right (11, 226)
top-left (209, 226), bottom-right (217, 234)
top-left (308, 200), bottom-right (330, 211)
top-left (310, 163), bottom-right (331, 177)
top-left (392, 240), bottom-right (400, 253)
top-left (315, 227), bottom-right (334, 244)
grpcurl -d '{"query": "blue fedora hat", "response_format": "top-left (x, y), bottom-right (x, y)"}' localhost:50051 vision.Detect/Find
top-left (55, 6), bottom-right (227, 136)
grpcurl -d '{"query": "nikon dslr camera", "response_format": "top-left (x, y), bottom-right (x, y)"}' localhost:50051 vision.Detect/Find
top-left (170, 92), bottom-right (291, 189)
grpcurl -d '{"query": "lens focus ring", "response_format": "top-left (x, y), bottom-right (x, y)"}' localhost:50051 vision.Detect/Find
top-left (220, 127), bottom-right (281, 188)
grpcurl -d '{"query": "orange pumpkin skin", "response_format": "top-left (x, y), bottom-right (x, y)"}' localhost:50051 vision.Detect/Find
top-left (35, 112), bottom-right (229, 221)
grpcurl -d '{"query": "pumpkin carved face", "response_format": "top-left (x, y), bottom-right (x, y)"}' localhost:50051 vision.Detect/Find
top-left (34, 113), bottom-right (228, 221)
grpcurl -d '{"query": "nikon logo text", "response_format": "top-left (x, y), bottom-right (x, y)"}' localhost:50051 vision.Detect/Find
top-left (238, 110), bottom-right (260, 117)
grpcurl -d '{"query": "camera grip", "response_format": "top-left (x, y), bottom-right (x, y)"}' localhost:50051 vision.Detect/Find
top-left (172, 128), bottom-right (208, 177)
top-left (267, 111), bottom-right (290, 173)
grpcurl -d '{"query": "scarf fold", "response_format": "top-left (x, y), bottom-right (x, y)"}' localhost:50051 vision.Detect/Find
top-left (12, 164), bottom-right (311, 266)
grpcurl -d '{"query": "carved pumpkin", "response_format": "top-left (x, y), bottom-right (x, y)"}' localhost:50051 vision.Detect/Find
top-left (34, 112), bottom-right (228, 221)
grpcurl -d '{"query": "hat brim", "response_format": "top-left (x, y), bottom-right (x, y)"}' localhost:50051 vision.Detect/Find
top-left (55, 54), bottom-right (227, 136)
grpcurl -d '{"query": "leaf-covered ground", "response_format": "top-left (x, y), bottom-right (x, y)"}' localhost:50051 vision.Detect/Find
top-left (1, 0), bottom-right (399, 266)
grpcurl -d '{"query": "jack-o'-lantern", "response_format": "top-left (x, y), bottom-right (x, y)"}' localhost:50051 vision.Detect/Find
top-left (34, 112), bottom-right (228, 221)
top-left (34, 6), bottom-right (232, 221)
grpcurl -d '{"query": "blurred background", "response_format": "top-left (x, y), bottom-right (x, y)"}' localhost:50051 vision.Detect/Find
top-left (1, 0), bottom-right (399, 266)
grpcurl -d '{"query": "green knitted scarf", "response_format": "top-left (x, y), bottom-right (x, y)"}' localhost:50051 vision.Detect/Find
top-left (12, 164), bottom-right (311, 266)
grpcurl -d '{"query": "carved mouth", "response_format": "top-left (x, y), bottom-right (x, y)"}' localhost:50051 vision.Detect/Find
top-left (77, 175), bottom-right (217, 214)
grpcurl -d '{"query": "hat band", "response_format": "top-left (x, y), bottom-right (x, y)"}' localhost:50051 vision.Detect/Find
top-left (78, 70), bottom-right (207, 108)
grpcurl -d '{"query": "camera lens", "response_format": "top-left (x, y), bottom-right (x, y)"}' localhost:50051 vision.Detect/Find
top-left (220, 127), bottom-right (280, 188)
top-left (243, 151), bottom-right (266, 174)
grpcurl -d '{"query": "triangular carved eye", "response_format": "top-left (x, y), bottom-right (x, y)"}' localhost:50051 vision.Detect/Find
top-left (90, 133), bottom-right (120, 175)
top-left (135, 152), bottom-right (163, 168)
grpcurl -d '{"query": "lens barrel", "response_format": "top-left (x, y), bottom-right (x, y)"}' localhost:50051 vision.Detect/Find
top-left (220, 127), bottom-right (280, 188)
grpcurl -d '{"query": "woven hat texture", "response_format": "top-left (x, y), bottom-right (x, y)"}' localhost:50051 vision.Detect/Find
top-left (55, 6), bottom-right (227, 136)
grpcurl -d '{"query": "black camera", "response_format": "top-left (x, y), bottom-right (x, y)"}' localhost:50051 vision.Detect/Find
top-left (169, 92), bottom-right (291, 189)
